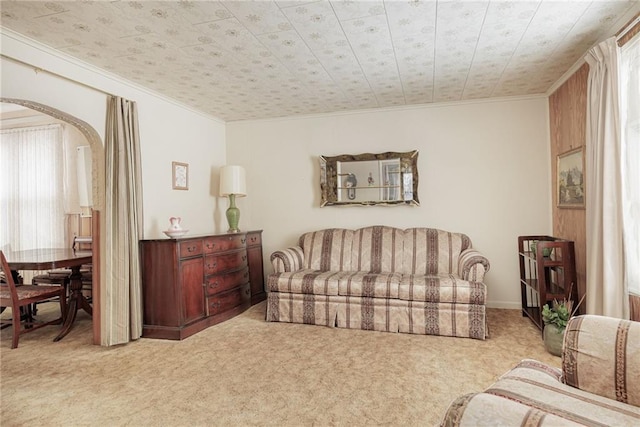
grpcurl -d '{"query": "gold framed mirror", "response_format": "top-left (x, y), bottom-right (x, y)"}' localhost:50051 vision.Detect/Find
top-left (319, 150), bottom-right (419, 207)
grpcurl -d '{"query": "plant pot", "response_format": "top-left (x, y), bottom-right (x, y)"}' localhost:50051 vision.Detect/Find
top-left (543, 324), bottom-right (564, 356)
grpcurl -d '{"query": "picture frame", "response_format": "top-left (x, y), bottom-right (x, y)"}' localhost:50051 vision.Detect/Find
top-left (557, 147), bottom-right (584, 208)
top-left (172, 161), bottom-right (189, 190)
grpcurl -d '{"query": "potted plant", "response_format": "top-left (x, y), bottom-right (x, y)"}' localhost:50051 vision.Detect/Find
top-left (530, 240), bottom-right (553, 258)
top-left (541, 287), bottom-right (585, 356)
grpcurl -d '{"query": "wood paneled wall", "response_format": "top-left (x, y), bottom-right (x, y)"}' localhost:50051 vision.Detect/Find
top-left (631, 295), bottom-right (640, 322)
top-left (549, 63), bottom-right (589, 313)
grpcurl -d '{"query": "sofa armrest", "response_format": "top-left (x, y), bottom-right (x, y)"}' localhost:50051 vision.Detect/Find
top-left (563, 315), bottom-right (640, 407)
top-left (458, 249), bottom-right (490, 282)
top-left (270, 246), bottom-right (305, 273)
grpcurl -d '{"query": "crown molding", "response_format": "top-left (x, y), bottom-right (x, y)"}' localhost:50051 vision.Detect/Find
top-left (546, 2), bottom-right (640, 96)
top-left (226, 94), bottom-right (548, 124)
top-left (545, 57), bottom-right (588, 97)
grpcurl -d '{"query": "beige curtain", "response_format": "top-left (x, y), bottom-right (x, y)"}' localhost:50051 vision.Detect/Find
top-left (585, 38), bottom-right (628, 318)
top-left (103, 96), bottom-right (143, 345)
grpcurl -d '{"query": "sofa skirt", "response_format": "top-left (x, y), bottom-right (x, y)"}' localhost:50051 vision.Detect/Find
top-left (265, 292), bottom-right (337, 327)
top-left (402, 300), bottom-right (486, 340)
top-left (266, 292), bottom-right (487, 339)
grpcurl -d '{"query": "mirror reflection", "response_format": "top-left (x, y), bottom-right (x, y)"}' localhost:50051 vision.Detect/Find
top-left (320, 151), bottom-right (419, 206)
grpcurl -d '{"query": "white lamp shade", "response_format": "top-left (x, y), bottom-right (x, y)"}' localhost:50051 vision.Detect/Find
top-left (219, 165), bottom-right (247, 197)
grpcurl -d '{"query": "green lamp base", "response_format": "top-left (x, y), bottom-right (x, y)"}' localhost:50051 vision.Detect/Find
top-left (225, 194), bottom-right (241, 233)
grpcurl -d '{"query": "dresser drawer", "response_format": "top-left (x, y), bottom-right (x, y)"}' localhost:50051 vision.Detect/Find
top-left (246, 232), bottom-right (262, 247)
top-left (178, 240), bottom-right (203, 259)
top-left (207, 283), bottom-right (250, 316)
top-left (203, 235), bottom-right (246, 254)
top-left (204, 268), bottom-right (249, 296)
top-left (204, 251), bottom-right (247, 275)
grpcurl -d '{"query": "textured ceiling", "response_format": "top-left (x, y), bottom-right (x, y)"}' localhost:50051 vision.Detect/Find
top-left (1, 1), bottom-right (638, 122)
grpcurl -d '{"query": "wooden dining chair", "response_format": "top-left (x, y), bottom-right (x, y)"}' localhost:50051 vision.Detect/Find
top-left (0, 250), bottom-right (67, 349)
top-left (74, 236), bottom-right (93, 302)
top-left (31, 235), bottom-right (94, 311)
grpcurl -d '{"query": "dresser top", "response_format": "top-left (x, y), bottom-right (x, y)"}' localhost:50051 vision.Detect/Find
top-left (141, 229), bottom-right (262, 242)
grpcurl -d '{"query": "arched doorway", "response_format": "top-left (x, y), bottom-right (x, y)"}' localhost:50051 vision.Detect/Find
top-left (1, 97), bottom-right (104, 344)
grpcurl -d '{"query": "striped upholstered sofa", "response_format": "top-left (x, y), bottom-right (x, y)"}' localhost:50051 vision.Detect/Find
top-left (441, 315), bottom-right (640, 426)
top-left (266, 226), bottom-right (490, 339)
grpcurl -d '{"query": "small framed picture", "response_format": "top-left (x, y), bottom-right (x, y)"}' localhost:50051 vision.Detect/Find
top-left (172, 161), bottom-right (189, 190)
top-left (557, 147), bottom-right (584, 208)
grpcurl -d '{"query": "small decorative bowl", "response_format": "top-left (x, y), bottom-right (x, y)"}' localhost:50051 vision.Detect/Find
top-left (163, 229), bottom-right (189, 239)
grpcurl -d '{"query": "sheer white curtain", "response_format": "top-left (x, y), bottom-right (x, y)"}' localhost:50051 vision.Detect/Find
top-left (102, 96), bottom-right (143, 345)
top-left (0, 124), bottom-right (67, 281)
top-left (585, 38), bottom-right (627, 318)
top-left (620, 35), bottom-right (640, 297)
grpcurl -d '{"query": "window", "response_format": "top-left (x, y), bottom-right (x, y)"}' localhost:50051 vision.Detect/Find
top-left (620, 35), bottom-right (640, 295)
top-left (0, 124), bottom-right (67, 256)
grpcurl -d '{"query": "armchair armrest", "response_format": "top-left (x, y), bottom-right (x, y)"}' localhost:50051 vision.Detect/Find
top-left (458, 249), bottom-right (490, 282)
top-left (270, 246), bottom-right (305, 273)
top-left (563, 315), bottom-right (640, 407)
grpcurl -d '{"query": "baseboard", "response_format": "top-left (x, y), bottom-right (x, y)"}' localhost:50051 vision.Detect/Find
top-left (486, 301), bottom-right (521, 310)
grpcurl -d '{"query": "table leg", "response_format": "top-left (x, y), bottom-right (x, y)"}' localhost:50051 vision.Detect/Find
top-left (54, 265), bottom-right (92, 342)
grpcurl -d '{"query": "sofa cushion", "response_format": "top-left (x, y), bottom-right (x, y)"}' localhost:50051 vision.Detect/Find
top-left (479, 359), bottom-right (640, 426)
top-left (399, 274), bottom-right (486, 304)
top-left (563, 315), bottom-right (640, 407)
top-left (350, 226), bottom-right (404, 273)
top-left (267, 270), bottom-right (348, 295)
top-left (403, 228), bottom-right (471, 275)
top-left (441, 392), bottom-right (585, 426)
top-left (299, 229), bottom-right (354, 271)
top-left (338, 271), bottom-right (402, 298)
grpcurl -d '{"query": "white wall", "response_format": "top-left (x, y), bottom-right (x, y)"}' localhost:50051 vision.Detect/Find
top-left (1, 29), bottom-right (228, 237)
top-left (227, 98), bottom-right (553, 308)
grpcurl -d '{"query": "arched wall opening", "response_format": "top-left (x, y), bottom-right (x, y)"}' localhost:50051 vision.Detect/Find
top-left (1, 97), bottom-right (104, 345)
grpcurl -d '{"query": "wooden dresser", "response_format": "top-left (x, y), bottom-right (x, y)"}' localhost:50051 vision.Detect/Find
top-left (140, 230), bottom-right (265, 340)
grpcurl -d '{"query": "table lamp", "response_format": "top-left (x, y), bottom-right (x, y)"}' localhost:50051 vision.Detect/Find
top-left (219, 165), bottom-right (246, 233)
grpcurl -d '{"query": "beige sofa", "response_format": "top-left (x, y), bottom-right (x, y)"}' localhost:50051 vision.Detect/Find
top-left (266, 226), bottom-right (490, 339)
top-left (441, 315), bottom-right (640, 426)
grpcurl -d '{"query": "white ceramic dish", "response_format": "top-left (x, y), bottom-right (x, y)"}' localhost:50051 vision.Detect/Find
top-left (163, 229), bottom-right (189, 239)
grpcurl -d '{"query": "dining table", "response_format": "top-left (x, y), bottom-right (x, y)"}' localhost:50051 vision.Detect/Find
top-left (5, 248), bottom-right (93, 342)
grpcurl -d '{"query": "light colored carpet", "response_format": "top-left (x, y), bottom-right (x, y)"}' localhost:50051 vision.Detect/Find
top-left (1, 302), bottom-right (559, 426)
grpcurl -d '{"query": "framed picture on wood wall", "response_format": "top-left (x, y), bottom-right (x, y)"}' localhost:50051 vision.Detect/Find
top-left (557, 147), bottom-right (584, 208)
